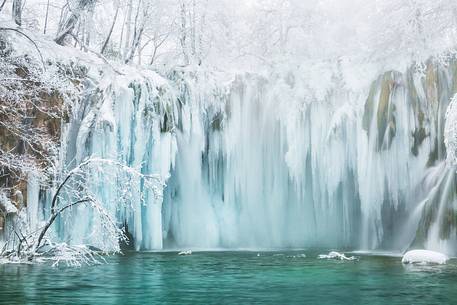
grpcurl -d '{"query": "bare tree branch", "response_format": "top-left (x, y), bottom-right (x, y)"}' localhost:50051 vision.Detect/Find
top-left (35, 198), bottom-right (92, 253)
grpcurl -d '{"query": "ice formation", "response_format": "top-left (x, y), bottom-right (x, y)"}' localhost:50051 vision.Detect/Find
top-left (3, 51), bottom-right (457, 255)
top-left (0, 192), bottom-right (18, 215)
top-left (444, 93), bottom-right (457, 166)
top-left (402, 250), bottom-right (449, 264)
top-left (178, 250), bottom-right (192, 256)
top-left (318, 251), bottom-right (357, 261)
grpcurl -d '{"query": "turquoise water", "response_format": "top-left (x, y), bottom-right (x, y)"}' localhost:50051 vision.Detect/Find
top-left (0, 251), bottom-right (456, 304)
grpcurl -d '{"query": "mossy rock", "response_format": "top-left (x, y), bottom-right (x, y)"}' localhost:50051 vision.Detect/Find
top-left (362, 71), bottom-right (401, 150)
top-left (406, 67), bottom-right (430, 156)
top-left (362, 80), bottom-right (378, 132)
top-left (425, 61), bottom-right (438, 108)
top-left (211, 112), bottom-right (224, 131)
top-left (377, 72), bottom-right (400, 150)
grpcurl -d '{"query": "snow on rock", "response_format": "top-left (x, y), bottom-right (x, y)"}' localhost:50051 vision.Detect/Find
top-left (401, 250), bottom-right (449, 265)
top-left (178, 250), bottom-right (192, 256)
top-left (318, 251), bottom-right (357, 261)
top-left (0, 191), bottom-right (18, 214)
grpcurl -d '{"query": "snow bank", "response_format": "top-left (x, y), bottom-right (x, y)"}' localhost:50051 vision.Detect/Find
top-left (318, 251), bottom-right (357, 261)
top-left (401, 250), bottom-right (449, 265)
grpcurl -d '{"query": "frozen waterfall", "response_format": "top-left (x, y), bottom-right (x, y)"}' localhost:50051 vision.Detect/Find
top-left (23, 61), bottom-right (457, 254)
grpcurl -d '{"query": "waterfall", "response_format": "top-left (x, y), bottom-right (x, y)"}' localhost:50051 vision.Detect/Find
top-left (20, 59), bottom-right (457, 254)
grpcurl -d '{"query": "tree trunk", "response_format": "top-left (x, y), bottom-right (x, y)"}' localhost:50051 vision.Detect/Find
top-left (123, 0), bottom-right (133, 60)
top-left (55, 0), bottom-right (95, 46)
top-left (180, 2), bottom-right (189, 65)
top-left (43, 0), bottom-right (50, 34)
top-left (12, 0), bottom-right (22, 26)
top-left (191, 0), bottom-right (197, 58)
top-left (84, 5), bottom-right (95, 48)
top-left (0, 0), bottom-right (7, 13)
top-left (101, 4), bottom-right (120, 54)
top-left (124, 24), bottom-right (144, 64)
top-left (124, 0), bottom-right (146, 64)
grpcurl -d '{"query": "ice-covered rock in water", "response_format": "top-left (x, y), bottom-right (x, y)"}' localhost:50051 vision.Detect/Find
top-left (178, 250), bottom-right (192, 256)
top-left (401, 250), bottom-right (448, 265)
top-left (318, 251), bottom-right (357, 261)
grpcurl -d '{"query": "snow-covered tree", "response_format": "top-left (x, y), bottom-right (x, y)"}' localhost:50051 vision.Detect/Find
top-left (0, 157), bottom-right (162, 265)
top-left (55, 0), bottom-right (97, 45)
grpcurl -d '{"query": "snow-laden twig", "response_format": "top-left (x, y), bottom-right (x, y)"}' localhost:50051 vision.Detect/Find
top-left (0, 27), bottom-right (46, 70)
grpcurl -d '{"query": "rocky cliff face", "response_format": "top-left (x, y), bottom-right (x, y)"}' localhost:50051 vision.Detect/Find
top-left (0, 32), bottom-right (83, 230)
top-left (361, 60), bottom-right (457, 252)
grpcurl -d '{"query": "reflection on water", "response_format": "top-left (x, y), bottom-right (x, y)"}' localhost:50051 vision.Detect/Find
top-left (0, 251), bottom-right (456, 305)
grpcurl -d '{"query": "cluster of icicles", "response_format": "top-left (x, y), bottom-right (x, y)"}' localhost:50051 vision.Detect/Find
top-left (28, 61), bottom-right (457, 255)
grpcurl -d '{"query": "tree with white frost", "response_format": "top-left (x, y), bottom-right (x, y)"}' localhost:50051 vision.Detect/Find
top-left (0, 157), bottom-right (162, 266)
top-left (55, 0), bottom-right (98, 45)
top-left (0, 34), bottom-right (163, 263)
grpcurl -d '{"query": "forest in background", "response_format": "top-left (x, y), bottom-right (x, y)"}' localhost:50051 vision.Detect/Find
top-left (2, 0), bottom-right (457, 75)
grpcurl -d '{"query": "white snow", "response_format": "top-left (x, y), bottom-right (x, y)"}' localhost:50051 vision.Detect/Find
top-left (0, 191), bottom-right (18, 214)
top-left (178, 250), bottom-right (192, 256)
top-left (401, 250), bottom-right (449, 265)
top-left (318, 251), bottom-right (357, 261)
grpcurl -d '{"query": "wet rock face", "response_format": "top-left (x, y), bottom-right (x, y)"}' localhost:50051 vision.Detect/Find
top-left (361, 59), bottom-right (457, 252)
top-left (362, 71), bottom-right (400, 151)
top-left (376, 72), bottom-right (399, 150)
top-left (363, 60), bottom-right (457, 159)
top-left (0, 86), bottom-right (61, 208)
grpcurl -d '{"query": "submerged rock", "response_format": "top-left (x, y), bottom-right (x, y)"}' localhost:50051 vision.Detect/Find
top-left (401, 250), bottom-right (448, 264)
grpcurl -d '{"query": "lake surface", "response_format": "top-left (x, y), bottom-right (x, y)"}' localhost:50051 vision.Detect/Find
top-left (0, 250), bottom-right (456, 304)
